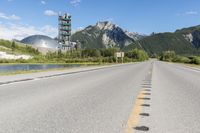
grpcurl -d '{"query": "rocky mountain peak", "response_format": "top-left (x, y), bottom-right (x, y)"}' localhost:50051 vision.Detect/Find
top-left (71, 21), bottom-right (145, 49)
top-left (96, 21), bottom-right (116, 30)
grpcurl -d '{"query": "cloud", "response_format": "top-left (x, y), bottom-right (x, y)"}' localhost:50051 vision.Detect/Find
top-left (185, 11), bottom-right (198, 15)
top-left (0, 23), bottom-right (58, 40)
top-left (100, 17), bottom-right (114, 22)
top-left (41, 25), bottom-right (57, 34)
top-left (41, 0), bottom-right (46, 5)
top-left (0, 12), bottom-right (20, 20)
top-left (177, 11), bottom-right (198, 16)
top-left (70, 0), bottom-right (81, 6)
top-left (44, 10), bottom-right (58, 16)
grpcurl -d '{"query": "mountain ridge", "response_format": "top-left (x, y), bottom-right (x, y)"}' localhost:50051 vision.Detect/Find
top-left (124, 25), bottom-right (200, 55)
top-left (71, 21), bottom-right (145, 49)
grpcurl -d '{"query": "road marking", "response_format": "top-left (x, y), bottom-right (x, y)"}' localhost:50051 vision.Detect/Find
top-left (134, 126), bottom-right (149, 131)
top-left (140, 113), bottom-right (150, 117)
top-left (125, 90), bottom-right (146, 133)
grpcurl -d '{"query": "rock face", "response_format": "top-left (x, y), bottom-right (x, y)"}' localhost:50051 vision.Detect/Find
top-left (176, 25), bottom-right (200, 49)
top-left (183, 33), bottom-right (193, 43)
top-left (191, 30), bottom-right (200, 48)
top-left (71, 21), bottom-right (144, 49)
top-left (124, 30), bottom-right (145, 41)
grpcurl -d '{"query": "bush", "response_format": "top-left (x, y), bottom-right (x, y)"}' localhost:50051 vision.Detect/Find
top-left (172, 56), bottom-right (191, 63)
top-left (160, 51), bottom-right (176, 62)
top-left (82, 49), bottom-right (101, 57)
top-left (100, 48), bottom-right (119, 57)
top-left (190, 56), bottom-right (200, 65)
top-left (126, 48), bottom-right (149, 61)
top-left (159, 51), bottom-right (200, 65)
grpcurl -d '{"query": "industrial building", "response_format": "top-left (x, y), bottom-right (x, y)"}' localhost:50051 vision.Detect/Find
top-left (20, 13), bottom-right (77, 53)
top-left (58, 13), bottom-right (76, 51)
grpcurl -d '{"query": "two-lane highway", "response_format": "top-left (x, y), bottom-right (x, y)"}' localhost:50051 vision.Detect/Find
top-left (0, 62), bottom-right (152, 133)
top-left (0, 61), bottom-right (200, 133)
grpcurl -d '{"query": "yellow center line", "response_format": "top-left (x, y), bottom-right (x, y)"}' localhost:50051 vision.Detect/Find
top-left (125, 90), bottom-right (146, 133)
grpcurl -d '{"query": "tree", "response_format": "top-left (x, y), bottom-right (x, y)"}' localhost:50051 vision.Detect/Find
top-left (160, 51), bottom-right (176, 62)
top-left (57, 49), bottom-right (64, 58)
top-left (101, 48), bottom-right (119, 57)
top-left (82, 49), bottom-right (101, 57)
top-left (11, 41), bottom-right (16, 52)
top-left (126, 48), bottom-right (149, 61)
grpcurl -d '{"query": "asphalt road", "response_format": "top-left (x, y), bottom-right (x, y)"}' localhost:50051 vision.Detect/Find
top-left (0, 61), bottom-right (200, 133)
top-left (139, 62), bottom-right (200, 133)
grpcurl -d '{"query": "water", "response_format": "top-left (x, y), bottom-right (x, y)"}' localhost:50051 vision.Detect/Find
top-left (0, 64), bottom-right (86, 73)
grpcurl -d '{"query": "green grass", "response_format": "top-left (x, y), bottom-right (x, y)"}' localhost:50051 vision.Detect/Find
top-left (0, 62), bottom-right (117, 76)
top-left (0, 62), bottom-right (102, 66)
top-left (0, 39), bottom-right (40, 56)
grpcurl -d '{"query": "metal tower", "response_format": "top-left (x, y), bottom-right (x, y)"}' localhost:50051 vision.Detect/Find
top-left (58, 13), bottom-right (72, 50)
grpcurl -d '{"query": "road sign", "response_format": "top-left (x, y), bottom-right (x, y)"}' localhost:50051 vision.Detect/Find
top-left (115, 52), bottom-right (124, 58)
top-left (115, 52), bottom-right (124, 63)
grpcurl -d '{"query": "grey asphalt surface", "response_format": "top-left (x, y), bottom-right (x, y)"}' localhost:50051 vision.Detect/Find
top-left (137, 61), bottom-right (200, 133)
top-left (0, 61), bottom-right (200, 133)
top-left (0, 62), bottom-right (151, 133)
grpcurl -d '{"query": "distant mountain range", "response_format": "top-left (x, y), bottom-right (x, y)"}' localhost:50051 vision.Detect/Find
top-left (72, 21), bottom-right (200, 55)
top-left (124, 25), bottom-right (200, 55)
top-left (71, 21), bottom-right (145, 49)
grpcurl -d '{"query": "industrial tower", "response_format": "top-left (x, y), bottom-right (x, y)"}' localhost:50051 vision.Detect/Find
top-left (58, 13), bottom-right (72, 50)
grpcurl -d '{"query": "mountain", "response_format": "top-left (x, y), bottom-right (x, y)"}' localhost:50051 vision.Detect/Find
top-left (124, 25), bottom-right (200, 55)
top-left (71, 21), bottom-right (144, 49)
top-left (73, 22), bottom-right (200, 55)
top-left (124, 30), bottom-right (146, 41)
top-left (175, 25), bottom-right (200, 49)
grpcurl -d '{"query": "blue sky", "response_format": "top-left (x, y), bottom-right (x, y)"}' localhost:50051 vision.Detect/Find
top-left (0, 0), bottom-right (200, 40)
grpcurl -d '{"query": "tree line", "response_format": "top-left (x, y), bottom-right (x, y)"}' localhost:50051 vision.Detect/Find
top-left (159, 51), bottom-right (200, 65)
top-left (0, 39), bottom-right (149, 63)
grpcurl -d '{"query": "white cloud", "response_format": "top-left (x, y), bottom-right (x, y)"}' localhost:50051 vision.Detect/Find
top-left (70, 0), bottom-right (81, 6)
top-left (0, 23), bottom-right (57, 40)
top-left (41, 0), bottom-right (46, 5)
top-left (101, 17), bottom-right (114, 22)
top-left (41, 25), bottom-right (57, 34)
top-left (185, 11), bottom-right (198, 15)
top-left (177, 11), bottom-right (198, 16)
top-left (44, 10), bottom-right (58, 16)
top-left (0, 12), bottom-right (20, 20)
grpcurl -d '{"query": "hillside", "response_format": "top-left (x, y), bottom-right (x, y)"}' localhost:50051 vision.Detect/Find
top-left (72, 22), bottom-right (200, 55)
top-left (124, 25), bottom-right (200, 55)
top-left (175, 25), bottom-right (200, 49)
top-left (0, 39), bottom-right (40, 56)
top-left (71, 21), bottom-right (144, 49)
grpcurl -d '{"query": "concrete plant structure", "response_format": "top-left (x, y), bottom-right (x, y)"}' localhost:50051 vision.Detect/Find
top-left (58, 13), bottom-right (75, 51)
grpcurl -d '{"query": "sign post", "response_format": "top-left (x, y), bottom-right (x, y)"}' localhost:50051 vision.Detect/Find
top-left (115, 52), bottom-right (124, 63)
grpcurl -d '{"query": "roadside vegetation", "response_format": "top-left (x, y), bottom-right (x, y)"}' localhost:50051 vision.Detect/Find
top-left (0, 39), bottom-right (149, 64)
top-left (159, 51), bottom-right (200, 65)
top-left (0, 39), bottom-right (40, 56)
